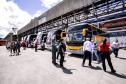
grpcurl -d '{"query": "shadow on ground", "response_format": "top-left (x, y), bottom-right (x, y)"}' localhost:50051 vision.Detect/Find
top-left (117, 57), bottom-right (126, 60)
top-left (69, 54), bottom-right (97, 61)
top-left (107, 71), bottom-right (126, 79)
top-left (52, 63), bottom-right (76, 74)
top-left (61, 67), bottom-right (76, 74)
top-left (82, 65), bottom-right (102, 70)
top-left (9, 54), bottom-right (15, 56)
top-left (90, 66), bottom-right (102, 70)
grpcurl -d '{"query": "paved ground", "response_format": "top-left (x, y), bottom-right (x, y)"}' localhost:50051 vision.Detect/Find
top-left (0, 46), bottom-right (126, 84)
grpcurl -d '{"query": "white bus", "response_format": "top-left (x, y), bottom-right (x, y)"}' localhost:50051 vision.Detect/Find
top-left (34, 31), bottom-right (47, 50)
top-left (45, 29), bottom-right (65, 50)
top-left (26, 34), bottom-right (37, 48)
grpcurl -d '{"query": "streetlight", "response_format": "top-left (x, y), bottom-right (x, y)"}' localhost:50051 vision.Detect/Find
top-left (12, 28), bottom-right (18, 41)
top-left (12, 28), bottom-right (18, 35)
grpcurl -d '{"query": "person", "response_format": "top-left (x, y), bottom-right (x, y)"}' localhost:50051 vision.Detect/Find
top-left (111, 39), bottom-right (120, 57)
top-left (56, 40), bottom-right (60, 59)
top-left (58, 39), bottom-right (66, 67)
top-left (13, 42), bottom-right (16, 54)
top-left (56, 48), bottom-right (60, 59)
top-left (6, 41), bottom-right (11, 50)
top-left (22, 40), bottom-right (26, 50)
top-left (10, 41), bottom-right (14, 55)
top-left (82, 38), bottom-right (93, 67)
top-left (16, 41), bottom-right (21, 55)
top-left (43, 35), bottom-right (47, 43)
top-left (51, 39), bottom-right (57, 65)
top-left (93, 42), bottom-right (101, 63)
top-left (99, 38), bottom-right (116, 73)
top-left (34, 39), bottom-right (38, 52)
top-left (41, 36), bottom-right (47, 51)
top-left (10, 42), bottom-right (16, 55)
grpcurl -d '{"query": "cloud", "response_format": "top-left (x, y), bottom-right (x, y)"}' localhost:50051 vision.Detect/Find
top-left (40, 0), bottom-right (63, 9)
top-left (0, 0), bottom-right (63, 38)
top-left (32, 10), bottom-right (44, 18)
top-left (0, 28), bottom-right (10, 38)
top-left (0, 0), bottom-right (32, 38)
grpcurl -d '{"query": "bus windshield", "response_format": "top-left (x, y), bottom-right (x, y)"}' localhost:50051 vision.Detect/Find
top-left (67, 31), bottom-right (83, 42)
top-left (66, 23), bottom-right (105, 45)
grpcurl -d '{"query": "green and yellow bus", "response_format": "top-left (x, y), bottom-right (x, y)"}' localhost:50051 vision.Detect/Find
top-left (66, 23), bottom-right (105, 54)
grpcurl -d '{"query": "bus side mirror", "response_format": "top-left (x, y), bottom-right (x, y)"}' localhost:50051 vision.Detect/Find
top-left (82, 29), bottom-right (88, 36)
top-left (61, 32), bottom-right (66, 38)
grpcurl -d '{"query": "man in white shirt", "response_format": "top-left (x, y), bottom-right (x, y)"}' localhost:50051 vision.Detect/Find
top-left (82, 38), bottom-right (93, 67)
top-left (111, 39), bottom-right (120, 57)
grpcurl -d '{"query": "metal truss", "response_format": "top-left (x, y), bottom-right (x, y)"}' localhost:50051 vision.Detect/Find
top-left (19, 0), bottom-right (126, 37)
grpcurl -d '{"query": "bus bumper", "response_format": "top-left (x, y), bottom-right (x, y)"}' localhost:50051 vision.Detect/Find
top-left (66, 48), bottom-right (84, 55)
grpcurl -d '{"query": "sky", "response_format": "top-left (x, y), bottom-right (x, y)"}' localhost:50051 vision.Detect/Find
top-left (0, 0), bottom-right (63, 38)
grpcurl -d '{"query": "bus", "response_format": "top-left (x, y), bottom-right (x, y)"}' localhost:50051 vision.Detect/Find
top-left (45, 29), bottom-right (66, 50)
top-left (26, 34), bottom-right (37, 47)
top-left (20, 35), bottom-right (28, 46)
top-left (66, 23), bottom-right (105, 54)
top-left (34, 31), bottom-right (47, 50)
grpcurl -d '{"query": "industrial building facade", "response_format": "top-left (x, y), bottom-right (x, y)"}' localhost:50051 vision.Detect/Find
top-left (18, 0), bottom-right (126, 47)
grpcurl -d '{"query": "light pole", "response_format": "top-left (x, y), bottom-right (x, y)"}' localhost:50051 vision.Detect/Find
top-left (12, 28), bottom-right (18, 35)
top-left (12, 28), bottom-right (18, 41)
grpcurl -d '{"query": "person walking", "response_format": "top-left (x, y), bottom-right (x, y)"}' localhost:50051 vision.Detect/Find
top-left (93, 42), bottom-right (101, 63)
top-left (10, 41), bottom-right (14, 55)
top-left (41, 36), bottom-right (47, 51)
top-left (99, 38), bottom-right (116, 73)
top-left (16, 41), bottom-right (21, 55)
top-left (56, 49), bottom-right (60, 59)
top-left (51, 39), bottom-right (57, 65)
top-left (34, 39), bottom-right (38, 52)
top-left (13, 42), bottom-right (16, 55)
top-left (22, 40), bottom-right (26, 50)
top-left (111, 39), bottom-right (120, 58)
top-left (56, 40), bottom-right (60, 59)
top-left (58, 39), bottom-right (66, 68)
top-left (82, 38), bottom-right (93, 67)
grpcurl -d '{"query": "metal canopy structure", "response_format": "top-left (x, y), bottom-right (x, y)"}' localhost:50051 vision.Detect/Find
top-left (18, 0), bottom-right (126, 38)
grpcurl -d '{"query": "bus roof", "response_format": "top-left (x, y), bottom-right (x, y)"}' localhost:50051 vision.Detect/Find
top-left (68, 23), bottom-right (105, 33)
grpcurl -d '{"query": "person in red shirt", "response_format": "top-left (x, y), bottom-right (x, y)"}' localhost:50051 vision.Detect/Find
top-left (99, 38), bottom-right (116, 73)
top-left (22, 40), bottom-right (26, 50)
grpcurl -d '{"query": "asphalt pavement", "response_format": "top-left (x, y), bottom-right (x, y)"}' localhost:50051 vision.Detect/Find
top-left (0, 46), bottom-right (126, 84)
